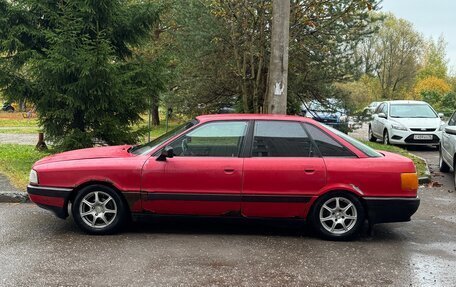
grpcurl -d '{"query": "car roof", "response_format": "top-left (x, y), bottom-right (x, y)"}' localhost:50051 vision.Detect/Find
top-left (383, 100), bottom-right (428, 105)
top-left (195, 113), bottom-right (310, 123)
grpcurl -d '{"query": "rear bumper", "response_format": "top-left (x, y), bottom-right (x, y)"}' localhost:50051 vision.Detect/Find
top-left (27, 185), bottom-right (72, 219)
top-left (365, 197), bottom-right (420, 224)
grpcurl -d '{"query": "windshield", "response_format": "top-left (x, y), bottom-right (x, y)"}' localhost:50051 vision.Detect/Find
top-left (129, 120), bottom-right (197, 155)
top-left (324, 125), bottom-right (382, 158)
top-left (390, 104), bottom-right (437, 118)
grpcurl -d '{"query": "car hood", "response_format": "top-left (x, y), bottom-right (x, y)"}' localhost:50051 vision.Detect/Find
top-left (391, 117), bottom-right (441, 128)
top-left (35, 145), bottom-right (134, 165)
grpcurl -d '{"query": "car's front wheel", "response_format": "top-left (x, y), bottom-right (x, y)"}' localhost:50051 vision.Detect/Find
top-left (383, 130), bottom-right (390, 145)
top-left (72, 185), bottom-right (128, 235)
top-left (310, 192), bottom-right (365, 241)
top-left (368, 125), bottom-right (377, 142)
top-left (439, 147), bottom-right (450, 172)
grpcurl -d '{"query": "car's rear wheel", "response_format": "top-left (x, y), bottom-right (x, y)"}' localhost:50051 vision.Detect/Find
top-left (439, 147), bottom-right (450, 172)
top-left (310, 192), bottom-right (365, 241)
top-left (383, 130), bottom-right (390, 145)
top-left (72, 185), bottom-right (127, 235)
top-left (368, 125), bottom-right (377, 142)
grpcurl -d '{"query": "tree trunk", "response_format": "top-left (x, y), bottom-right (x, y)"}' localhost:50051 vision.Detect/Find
top-left (265, 0), bottom-right (290, 114)
top-left (151, 103), bottom-right (160, 126)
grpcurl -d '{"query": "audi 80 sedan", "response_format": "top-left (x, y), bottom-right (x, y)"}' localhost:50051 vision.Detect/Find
top-left (27, 114), bottom-right (420, 240)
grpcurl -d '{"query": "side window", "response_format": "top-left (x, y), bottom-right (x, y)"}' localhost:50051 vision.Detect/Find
top-left (382, 103), bottom-right (388, 115)
top-left (169, 121), bottom-right (247, 157)
top-left (304, 124), bottom-right (355, 157)
top-left (448, 112), bottom-right (456, 126)
top-left (252, 121), bottom-right (314, 157)
top-left (374, 103), bottom-right (384, 114)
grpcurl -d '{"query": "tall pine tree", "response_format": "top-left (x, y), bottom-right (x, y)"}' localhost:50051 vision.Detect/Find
top-left (0, 0), bottom-right (164, 150)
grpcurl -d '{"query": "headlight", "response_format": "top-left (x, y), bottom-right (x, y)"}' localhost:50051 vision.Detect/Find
top-left (391, 124), bottom-right (407, 131)
top-left (29, 169), bottom-right (38, 185)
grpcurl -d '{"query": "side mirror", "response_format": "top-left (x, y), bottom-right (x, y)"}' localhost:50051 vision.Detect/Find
top-left (156, 146), bottom-right (174, 161)
top-left (438, 113), bottom-right (444, 118)
top-left (378, 112), bottom-right (387, 119)
top-left (445, 126), bottom-right (456, 135)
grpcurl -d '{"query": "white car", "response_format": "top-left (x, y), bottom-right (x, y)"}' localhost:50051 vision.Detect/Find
top-left (439, 112), bottom-right (456, 186)
top-left (368, 100), bottom-right (443, 147)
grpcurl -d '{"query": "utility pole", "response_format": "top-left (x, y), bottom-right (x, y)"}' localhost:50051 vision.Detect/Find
top-left (265, 0), bottom-right (290, 114)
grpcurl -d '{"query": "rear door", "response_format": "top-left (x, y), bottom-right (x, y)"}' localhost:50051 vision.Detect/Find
top-left (372, 103), bottom-right (383, 137)
top-left (241, 120), bottom-right (326, 218)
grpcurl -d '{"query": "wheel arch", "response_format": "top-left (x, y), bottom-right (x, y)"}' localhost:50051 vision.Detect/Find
top-left (308, 188), bottom-right (368, 220)
top-left (67, 181), bottom-right (131, 215)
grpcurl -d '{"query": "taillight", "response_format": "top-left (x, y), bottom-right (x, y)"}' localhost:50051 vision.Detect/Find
top-left (401, 173), bottom-right (418, 191)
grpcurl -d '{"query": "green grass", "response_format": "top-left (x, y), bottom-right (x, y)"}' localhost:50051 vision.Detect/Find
top-left (0, 144), bottom-right (52, 190)
top-left (362, 140), bottom-right (427, 178)
top-left (0, 118), bottom-right (38, 128)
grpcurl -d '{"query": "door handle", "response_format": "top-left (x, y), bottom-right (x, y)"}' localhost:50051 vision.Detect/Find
top-left (224, 168), bottom-right (235, 174)
top-left (304, 169), bottom-right (315, 174)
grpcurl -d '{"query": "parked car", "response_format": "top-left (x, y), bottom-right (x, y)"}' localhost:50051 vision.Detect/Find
top-left (28, 114), bottom-right (419, 240)
top-left (369, 100), bottom-right (444, 147)
top-left (439, 111), bottom-right (456, 188)
top-left (363, 101), bottom-right (381, 115)
top-left (1, 102), bottom-right (15, 112)
top-left (301, 99), bottom-right (349, 133)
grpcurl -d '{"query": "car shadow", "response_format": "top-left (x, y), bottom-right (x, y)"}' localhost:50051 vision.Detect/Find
top-left (402, 145), bottom-right (438, 152)
top-left (126, 216), bottom-right (312, 238)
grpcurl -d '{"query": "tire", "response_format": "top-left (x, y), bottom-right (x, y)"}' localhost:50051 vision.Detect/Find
top-left (368, 125), bottom-right (377, 142)
top-left (453, 163), bottom-right (456, 192)
top-left (383, 130), bottom-right (390, 145)
top-left (439, 147), bottom-right (450, 172)
top-left (310, 191), bottom-right (365, 241)
top-left (72, 184), bottom-right (128, 235)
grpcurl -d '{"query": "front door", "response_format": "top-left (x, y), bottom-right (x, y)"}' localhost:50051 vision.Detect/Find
top-left (241, 121), bottom-right (327, 218)
top-left (141, 121), bottom-right (248, 216)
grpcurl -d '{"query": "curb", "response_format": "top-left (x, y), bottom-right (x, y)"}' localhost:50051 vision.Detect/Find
top-left (0, 191), bottom-right (29, 203)
top-left (413, 155), bottom-right (432, 185)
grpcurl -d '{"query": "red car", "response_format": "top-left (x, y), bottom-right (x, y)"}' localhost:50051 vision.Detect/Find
top-left (27, 114), bottom-right (419, 240)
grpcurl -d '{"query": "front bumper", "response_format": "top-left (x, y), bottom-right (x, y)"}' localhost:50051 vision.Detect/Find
top-left (365, 197), bottom-right (420, 224)
top-left (389, 129), bottom-right (441, 145)
top-left (27, 185), bottom-right (73, 219)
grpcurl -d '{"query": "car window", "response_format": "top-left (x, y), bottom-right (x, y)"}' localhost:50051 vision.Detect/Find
top-left (375, 103), bottom-right (384, 114)
top-left (252, 121), bottom-right (315, 157)
top-left (304, 123), bottom-right (355, 157)
top-left (448, 112), bottom-right (456, 126)
top-left (131, 120), bottom-right (197, 155)
top-left (381, 104), bottom-right (388, 115)
top-left (169, 121), bottom-right (247, 157)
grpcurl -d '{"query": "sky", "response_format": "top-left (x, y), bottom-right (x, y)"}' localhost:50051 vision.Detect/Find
top-left (381, 0), bottom-right (456, 74)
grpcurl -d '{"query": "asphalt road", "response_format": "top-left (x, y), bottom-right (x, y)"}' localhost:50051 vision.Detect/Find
top-left (1, 148), bottom-right (455, 287)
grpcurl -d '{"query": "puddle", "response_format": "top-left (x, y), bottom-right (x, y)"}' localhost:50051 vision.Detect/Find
top-left (409, 252), bottom-right (456, 286)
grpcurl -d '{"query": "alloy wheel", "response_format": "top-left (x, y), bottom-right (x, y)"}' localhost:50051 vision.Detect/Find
top-left (79, 191), bottom-right (117, 229)
top-left (319, 197), bottom-right (357, 235)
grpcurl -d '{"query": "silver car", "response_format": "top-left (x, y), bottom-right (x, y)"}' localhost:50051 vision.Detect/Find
top-left (439, 111), bottom-right (456, 188)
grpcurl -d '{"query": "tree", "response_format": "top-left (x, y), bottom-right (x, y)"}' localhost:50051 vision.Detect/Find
top-left (418, 36), bottom-right (448, 80)
top-left (165, 0), bottom-right (380, 114)
top-left (356, 13), bottom-right (423, 100)
top-left (0, 0), bottom-right (164, 150)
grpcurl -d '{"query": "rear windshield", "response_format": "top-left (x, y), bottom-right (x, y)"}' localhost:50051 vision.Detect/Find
top-left (390, 104), bottom-right (437, 118)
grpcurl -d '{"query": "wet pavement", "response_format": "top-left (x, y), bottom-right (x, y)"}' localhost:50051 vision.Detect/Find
top-left (0, 148), bottom-right (455, 286)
